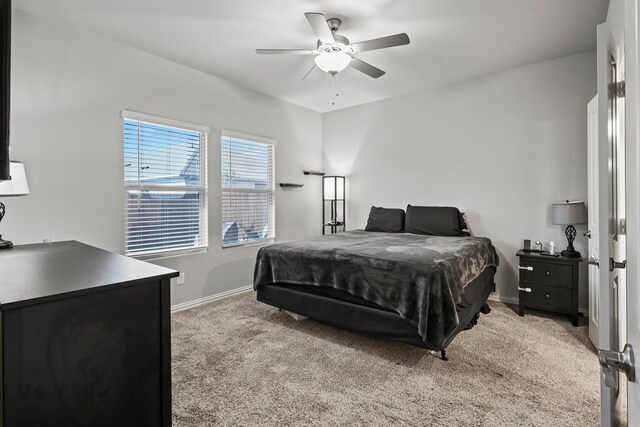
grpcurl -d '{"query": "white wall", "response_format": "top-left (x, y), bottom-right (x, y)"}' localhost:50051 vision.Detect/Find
top-left (7, 10), bottom-right (323, 306)
top-left (323, 51), bottom-right (595, 309)
top-left (6, 9), bottom-right (596, 310)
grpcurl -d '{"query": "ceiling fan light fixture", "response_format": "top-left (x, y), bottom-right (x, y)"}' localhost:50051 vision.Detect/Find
top-left (314, 51), bottom-right (351, 74)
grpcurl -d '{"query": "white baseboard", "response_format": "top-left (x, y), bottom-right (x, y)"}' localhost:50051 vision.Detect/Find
top-left (488, 293), bottom-right (519, 306)
top-left (171, 285), bottom-right (253, 313)
top-left (488, 292), bottom-right (588, 315)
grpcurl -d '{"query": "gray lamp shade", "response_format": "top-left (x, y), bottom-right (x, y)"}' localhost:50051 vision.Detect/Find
top-left (552, 201), bottom-right (587, 225)
top-left (0, 161), bottom-right (29, 197)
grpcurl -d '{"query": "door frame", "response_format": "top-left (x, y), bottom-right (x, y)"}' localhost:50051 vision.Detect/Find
top-left (588, 95), bottom-right (600, 348)
top-left (624, 0), bottom-right (639, 423)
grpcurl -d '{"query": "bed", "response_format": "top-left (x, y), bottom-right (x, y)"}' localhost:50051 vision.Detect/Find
top-left (253, 207), bottom-right (499, 359)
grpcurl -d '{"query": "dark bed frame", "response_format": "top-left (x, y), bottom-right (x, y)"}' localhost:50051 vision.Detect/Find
top-left (257, 266), bottom-right (496, 360)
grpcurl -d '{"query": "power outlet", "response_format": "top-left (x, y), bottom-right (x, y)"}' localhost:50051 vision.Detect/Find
top-left (176, 272), bottom-right (185, 286)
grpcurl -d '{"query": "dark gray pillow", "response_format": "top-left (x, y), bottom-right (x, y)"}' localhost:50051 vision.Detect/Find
top-left (405, 205), bottom-right (466, 236)
top-left (365, 206), bottom-right (405, 233)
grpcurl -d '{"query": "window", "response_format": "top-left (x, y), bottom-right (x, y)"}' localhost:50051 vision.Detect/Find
top-left (123, 111), bottom-right (209, 257)
top-left (221, 131), bottom-right (275, 247)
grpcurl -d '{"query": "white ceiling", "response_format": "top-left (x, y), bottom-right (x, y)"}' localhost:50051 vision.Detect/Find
top-left (14, 0), bottom-right (608, 113)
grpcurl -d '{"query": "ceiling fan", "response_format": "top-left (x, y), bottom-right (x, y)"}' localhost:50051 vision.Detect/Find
top-left (256, 12), bottom-right (410, 79)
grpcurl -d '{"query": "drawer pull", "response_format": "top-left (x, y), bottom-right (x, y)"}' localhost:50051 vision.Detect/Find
top-left (545, 294), bottom-right (550, 299)
top-left (519, 266), bottom-right (533, 271)
top-left (545, 271), bottom-right (550, 276)
top-left (518, 287), bottom-right (532, 293)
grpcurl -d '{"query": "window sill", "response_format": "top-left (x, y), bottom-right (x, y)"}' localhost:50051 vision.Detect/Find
top-left (128, 246), bottom-right (208, 261)
top-left (222, 238), bottom-right (274, 249)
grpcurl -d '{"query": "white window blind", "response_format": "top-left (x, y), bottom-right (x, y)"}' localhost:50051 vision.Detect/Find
top-left (123, 113), bottom-right (208, 256)
top-left (221, 132), bottom-right (275, 247)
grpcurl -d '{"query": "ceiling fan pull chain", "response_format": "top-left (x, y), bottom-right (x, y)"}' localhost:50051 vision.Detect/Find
top-left (329, 74), bottom-right (341, 107)
top-left (331, 74), bottom-right (336, 106)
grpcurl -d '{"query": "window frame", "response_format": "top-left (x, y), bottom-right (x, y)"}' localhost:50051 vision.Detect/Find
top-left (122, 110), bottom-right (210, 259)
top-left (221, 130), bottom-right (276, 248)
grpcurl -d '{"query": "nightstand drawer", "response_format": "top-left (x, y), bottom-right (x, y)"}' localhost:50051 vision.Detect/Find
top-left (522, 261), bottom-right (572, 287)
top-left (524, 283), bottom-right (572, 312)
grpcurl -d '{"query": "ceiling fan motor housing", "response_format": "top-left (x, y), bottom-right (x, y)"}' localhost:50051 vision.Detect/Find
top-left (327, 17), bottom-right (342, 32)
top-left (317, 35), bottom-right (354, 54)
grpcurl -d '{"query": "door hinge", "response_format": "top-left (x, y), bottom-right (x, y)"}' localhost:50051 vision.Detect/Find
top-left (609, 81), bottom-right (626, 98)
top-left (619, 218), bottom-right (627, 235)
top-left (599, 344), bottom-right (635, 387)
top-left (609, 258), bottom-right (627, 272)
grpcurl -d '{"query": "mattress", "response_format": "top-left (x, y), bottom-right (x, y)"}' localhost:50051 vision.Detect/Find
top-left (254, 230), bottom-right (499, 350)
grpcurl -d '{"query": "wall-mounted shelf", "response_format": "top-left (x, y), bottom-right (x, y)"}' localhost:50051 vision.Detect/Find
top-left (279, 183), bottom-right (304, 188)
top-left (303, 171), bottom-right (325, 176)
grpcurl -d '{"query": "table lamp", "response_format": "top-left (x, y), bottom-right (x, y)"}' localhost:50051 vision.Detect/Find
top-left (0, 161), bottom-right (30, 249)
top-left (551, 200), bottom-right (587, 258)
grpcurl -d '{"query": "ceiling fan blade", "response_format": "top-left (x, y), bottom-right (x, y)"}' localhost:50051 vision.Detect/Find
top-left (256, 48), bottom-right (315, 55)
top-left (351, 33), bottom-right (410, 52)
top-left (350, 58), bottom-right (385, 79)
top-left (304, 12), bottom-right (335, 44)
top-left (301, 64), bottom-right (317, 81)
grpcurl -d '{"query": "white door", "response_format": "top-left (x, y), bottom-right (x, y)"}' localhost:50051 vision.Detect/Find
top-left (608, 43), bottom-right (628, 426)
top-left (597, 15), bottom-right (639, 425)
top-left (587, 95), bottom-right (600, 348)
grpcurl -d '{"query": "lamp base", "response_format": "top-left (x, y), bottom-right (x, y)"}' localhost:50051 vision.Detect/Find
top-left (0, 235), bottom-right (13, 249)
top-left (561, 249), bottom-right (581, 258)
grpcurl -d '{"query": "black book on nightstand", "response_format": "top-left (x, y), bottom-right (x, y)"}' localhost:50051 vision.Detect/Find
top-left (516, 249), bottom-right (582, 326)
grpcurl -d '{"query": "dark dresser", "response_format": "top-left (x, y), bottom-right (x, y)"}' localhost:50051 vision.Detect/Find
top-left (0, 241), bottom-right (178, 426)
top-left (516, 250), bottom-right (582, 326)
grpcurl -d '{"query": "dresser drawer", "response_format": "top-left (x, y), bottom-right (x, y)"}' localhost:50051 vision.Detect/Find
top-left (522, 261), bottom-right (572, 287)
top-left (524, 283), bottom-right (572, 312)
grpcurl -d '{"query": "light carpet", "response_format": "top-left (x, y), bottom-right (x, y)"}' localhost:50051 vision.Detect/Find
top-left (171, 292), bottom-right (599, 426)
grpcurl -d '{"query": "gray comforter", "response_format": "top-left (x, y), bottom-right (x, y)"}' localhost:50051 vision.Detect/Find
top-left (253, 230), bottom-right (499, 350)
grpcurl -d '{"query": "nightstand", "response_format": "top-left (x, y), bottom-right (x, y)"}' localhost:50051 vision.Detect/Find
top-left (516, 250), bottom-right (582, 326)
